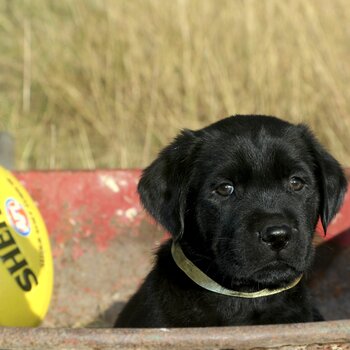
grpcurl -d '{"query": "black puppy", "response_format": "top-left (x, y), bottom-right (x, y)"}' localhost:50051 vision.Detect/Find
top-left (115, 115), bottom-right (347, 327)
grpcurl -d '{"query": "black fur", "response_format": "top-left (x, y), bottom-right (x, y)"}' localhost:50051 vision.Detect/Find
top-left (115, 115), bottom-right (347, 327)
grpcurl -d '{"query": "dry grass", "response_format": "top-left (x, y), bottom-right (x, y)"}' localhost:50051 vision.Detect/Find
top-left (1, 0), bottom-right (350, 169)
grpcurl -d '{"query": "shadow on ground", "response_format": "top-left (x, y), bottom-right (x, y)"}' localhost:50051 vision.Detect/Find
top-left (87, 301), bottom-right (126, 328)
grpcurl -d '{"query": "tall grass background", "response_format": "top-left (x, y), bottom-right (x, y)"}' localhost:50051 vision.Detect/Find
top-left (1, 0), bottom-right (350, 170)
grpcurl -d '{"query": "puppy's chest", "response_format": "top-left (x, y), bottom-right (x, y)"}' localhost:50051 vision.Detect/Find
top-left (206, 296), bottom-right (291, 326)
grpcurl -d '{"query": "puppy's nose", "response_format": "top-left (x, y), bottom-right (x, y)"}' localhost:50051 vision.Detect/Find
top-left (260, 225), bottom-right (291, 251)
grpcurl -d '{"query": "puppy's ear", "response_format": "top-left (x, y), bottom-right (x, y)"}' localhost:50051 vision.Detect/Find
top-left (138, 130), bottom-right (199, 241)
top-left (298, 125), bottom-right (347, 233)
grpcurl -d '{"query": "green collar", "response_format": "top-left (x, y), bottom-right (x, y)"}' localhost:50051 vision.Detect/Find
top-left (171, 241), bottom-right (303, 298)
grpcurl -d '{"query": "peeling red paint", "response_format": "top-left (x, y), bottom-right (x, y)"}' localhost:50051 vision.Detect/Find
top-left (15, 170), bottom-right (147, 255)
top-left (72, 245), bottom-right (84, 260)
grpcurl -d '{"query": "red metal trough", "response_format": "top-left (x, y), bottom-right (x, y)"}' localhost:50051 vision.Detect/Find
top-left (0, 168), bottom-right (349, 349)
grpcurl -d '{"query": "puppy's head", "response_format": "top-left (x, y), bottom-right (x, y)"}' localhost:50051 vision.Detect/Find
top-left (138, 115), bottom-right (347, 287)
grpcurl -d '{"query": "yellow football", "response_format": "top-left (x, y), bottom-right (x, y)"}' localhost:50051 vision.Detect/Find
top-left (0, 167), bottom-right (53, 326)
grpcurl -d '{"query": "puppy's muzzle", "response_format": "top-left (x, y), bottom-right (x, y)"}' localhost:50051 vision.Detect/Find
top-left (260, 225), bottom-right (292, 251)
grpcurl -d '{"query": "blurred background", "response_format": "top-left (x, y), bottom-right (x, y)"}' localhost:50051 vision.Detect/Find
top-left (1, 0), bottom-right (350, 170)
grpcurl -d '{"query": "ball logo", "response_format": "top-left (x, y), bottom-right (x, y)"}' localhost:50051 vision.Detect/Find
top-left (5, 198), bottom-right (31, 237)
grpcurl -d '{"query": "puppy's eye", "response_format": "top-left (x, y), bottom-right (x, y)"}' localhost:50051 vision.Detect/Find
top-left (215, 183), bottom-right (234, 196)
top-left (289, 177), bottom-right (305, 191)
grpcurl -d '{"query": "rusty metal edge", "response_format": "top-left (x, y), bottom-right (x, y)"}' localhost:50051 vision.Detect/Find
top-left (0, 320), bottom-right (350, 350)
